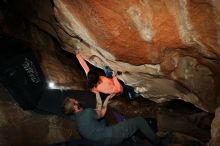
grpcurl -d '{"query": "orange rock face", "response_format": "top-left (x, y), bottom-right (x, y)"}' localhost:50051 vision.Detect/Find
top-left (54, 0), bottom-right (220, 112)
top-left (56, 0), bottom-right (185, 65)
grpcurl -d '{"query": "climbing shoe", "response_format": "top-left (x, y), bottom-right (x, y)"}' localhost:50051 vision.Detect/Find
top-left (128, 92), bottom-right (140, 100)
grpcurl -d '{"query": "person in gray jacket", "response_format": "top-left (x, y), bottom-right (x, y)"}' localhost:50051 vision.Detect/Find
top-left (62, 93), bottom-right (171, 146)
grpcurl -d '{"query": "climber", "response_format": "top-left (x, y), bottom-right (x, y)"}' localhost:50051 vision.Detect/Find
top-left (75, 50), bottom-right (139, 100)
top-left (62, 92), bottom-right (172, 146)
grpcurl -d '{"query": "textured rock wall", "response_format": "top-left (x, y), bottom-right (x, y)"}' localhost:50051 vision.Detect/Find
top-left (53, 0), bottom-right (220, 112)
top-left (209, 107), bottom-right (220, 146)
top-left (0, 0), bottom-right (86, 90)
top-left (0, 85), bottom-right (80, 146)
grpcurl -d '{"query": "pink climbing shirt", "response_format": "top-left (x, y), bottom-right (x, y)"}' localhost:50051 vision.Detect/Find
top-left (76, 53), bottom-right (122, 94)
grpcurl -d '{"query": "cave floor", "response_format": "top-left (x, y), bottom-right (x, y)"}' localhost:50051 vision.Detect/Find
top-left (0, 84), bottom-right (214, 146)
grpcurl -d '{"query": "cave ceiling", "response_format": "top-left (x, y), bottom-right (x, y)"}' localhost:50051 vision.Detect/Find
top-left (53, 0), bottom-right (220, 113)
top-left (4, 0), bottom-right (218, 112)
top-left (1, 0), bottom-right (220, 145)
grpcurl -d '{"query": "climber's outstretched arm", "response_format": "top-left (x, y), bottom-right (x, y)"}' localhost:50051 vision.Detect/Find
top-left (76, 53), bottom-right (90, 76)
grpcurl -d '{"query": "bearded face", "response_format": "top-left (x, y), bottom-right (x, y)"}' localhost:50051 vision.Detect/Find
top-left (63, 98), bottom-right (83, 114)
top-left (70, 98), bottom-right (83, 112)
